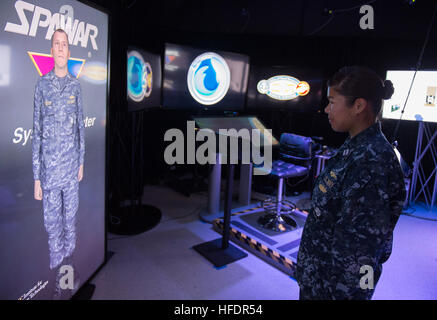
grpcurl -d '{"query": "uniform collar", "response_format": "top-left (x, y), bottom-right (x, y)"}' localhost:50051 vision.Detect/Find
top-left (47, 69), bottom-right (73, 90)
top-left (344, 121), bottom-right (382, 148)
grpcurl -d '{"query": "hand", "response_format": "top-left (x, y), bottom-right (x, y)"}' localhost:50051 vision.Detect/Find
top-left (34, 180), bottom-right (42, 201)
top-left (78, 165), bottom-right (83, 182)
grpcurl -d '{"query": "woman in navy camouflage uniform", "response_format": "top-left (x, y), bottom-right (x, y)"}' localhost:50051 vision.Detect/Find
top-left (295, 66), bottom-right (406, 300)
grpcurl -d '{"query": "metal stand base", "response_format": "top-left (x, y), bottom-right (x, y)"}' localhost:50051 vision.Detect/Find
top-left (194, 163), bottom-right (248, 268)
top-left (259, 197), bottom-right (298, 232)
top-left (192, 238), bottom-right (248, 268)
top-left (258, 213), bottom-right (297, 232)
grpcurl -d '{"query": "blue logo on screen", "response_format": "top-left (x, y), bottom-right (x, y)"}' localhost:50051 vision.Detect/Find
top-left (128, 56), bottom-right (142, 95)
top-left (127, 51), bottom-right (152, 102)
top-left (187, 52), bottom-right (230, 105)
top-left (193, 59), bottom-right (219, 95)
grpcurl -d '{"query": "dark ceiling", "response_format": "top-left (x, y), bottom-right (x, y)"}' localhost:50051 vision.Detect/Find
top-left (90, 0), bottom-right (437, 41)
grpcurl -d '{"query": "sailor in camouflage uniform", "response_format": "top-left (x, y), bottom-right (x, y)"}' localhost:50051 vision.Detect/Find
top-left (32, 29), bottom-right (84, 283)
top-left (295, 66), bottom-right (405, 300)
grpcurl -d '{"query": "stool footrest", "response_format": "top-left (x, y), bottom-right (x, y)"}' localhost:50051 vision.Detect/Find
top-left (257, 213), bottom-right (297, 232)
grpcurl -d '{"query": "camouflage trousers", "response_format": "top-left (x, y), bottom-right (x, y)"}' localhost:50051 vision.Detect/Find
top-left (42, 181), bottom-right (79, 270)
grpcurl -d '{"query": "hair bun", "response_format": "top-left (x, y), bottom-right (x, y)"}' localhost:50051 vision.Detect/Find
top-left (382, 80), bottom-right (394, 100)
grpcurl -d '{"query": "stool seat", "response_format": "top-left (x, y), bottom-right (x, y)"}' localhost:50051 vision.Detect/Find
top-left (257, 133), bottom-right (313, 233)
top-left (270, 160), bottom-right (308, 178)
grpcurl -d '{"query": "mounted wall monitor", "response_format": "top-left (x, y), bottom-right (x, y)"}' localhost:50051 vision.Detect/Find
top-left (163, 43), bottom-right (250, 111)
top-left (383, 70), bottom-right (437, 123)
top-left (127, 47), bottom-right (162, 111)
top-left (246, 65), bottom-right (324, 113)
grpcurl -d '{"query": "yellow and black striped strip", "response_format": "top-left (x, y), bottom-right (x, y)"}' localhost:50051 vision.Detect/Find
top-left (213, 219), bottom-right (296, 271)
top-left (230, 205), bottom-right (264, 217)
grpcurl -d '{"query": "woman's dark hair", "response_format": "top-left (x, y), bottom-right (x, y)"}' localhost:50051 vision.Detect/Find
top-left (327, 66), bottom-right (394, 116)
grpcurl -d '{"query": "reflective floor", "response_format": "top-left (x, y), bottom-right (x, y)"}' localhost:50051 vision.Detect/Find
top-left (89, 185), bottom-right (437, 300)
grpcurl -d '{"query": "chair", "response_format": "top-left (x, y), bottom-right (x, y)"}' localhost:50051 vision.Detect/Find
top-left (257, 133), bottom-right (313, 232)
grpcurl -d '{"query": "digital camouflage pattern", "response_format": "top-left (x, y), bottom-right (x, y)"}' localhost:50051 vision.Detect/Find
top-left (42, 180), bottom-right (79, 269)
top-left (295, 122), bottom-right (405, 300)
top-left (32, 69), bottom-right (84, 269)
top-left (32, 70), bottom-right (85, 190)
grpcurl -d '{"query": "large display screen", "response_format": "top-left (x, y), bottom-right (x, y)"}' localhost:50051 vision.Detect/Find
top-left (127, 47), bottom-right (161, 111)
top-left (163, 43), bottom-right (250, 111)
top-left (382, 70), bottom-right (437, 123)
top-left (0, 0), bottom-right (108, 299)
top-left (246, 65), bottom-right (324, 113)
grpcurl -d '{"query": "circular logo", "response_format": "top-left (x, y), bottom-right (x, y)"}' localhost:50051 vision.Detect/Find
top-left (257, 80), bottom-right (269, 94)
top-left (296, 81), bottom-right (310, 96)
top-left (257, 76), bottom-right (310, 101)
top-left (127, 51), bottom-right (152, 102)
top-left (187, 52), bottom-right (230, 105)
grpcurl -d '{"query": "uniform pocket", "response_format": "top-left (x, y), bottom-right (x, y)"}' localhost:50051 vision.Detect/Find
top-left (42, 113), bottom-right (55, 139)
top-left (311, 172), bottom-right (342, 222)
top-left (64, 113), bottom-right (76, 136)
top-left (64, 105), bottom-right (77, 136)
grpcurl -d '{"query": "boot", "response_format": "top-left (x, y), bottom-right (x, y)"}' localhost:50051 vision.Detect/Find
top-left (52, 264), bottom-right (64, 300)
top-left (63, 255), bottom-right (81, 299)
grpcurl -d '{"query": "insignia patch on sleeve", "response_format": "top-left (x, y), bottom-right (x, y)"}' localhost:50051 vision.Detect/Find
top-left (330, 171), bottom-right (337, 179)
top-left (319, 184), bottom-right (327, 193)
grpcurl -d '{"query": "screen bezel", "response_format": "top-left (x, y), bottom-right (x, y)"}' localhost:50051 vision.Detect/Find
top-left (163, 42), bottom-right (250, 112)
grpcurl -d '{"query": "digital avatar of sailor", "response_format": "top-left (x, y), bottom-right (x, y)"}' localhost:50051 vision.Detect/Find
top-left (32, 29), bottom-right (85, 297)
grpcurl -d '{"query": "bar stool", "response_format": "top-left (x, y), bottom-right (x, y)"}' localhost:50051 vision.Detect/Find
top-left (257, 133), bottom-right (313, 232)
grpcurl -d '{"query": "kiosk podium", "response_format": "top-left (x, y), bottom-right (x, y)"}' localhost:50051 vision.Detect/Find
top-left (192, 116), bottom-right (278, 268)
